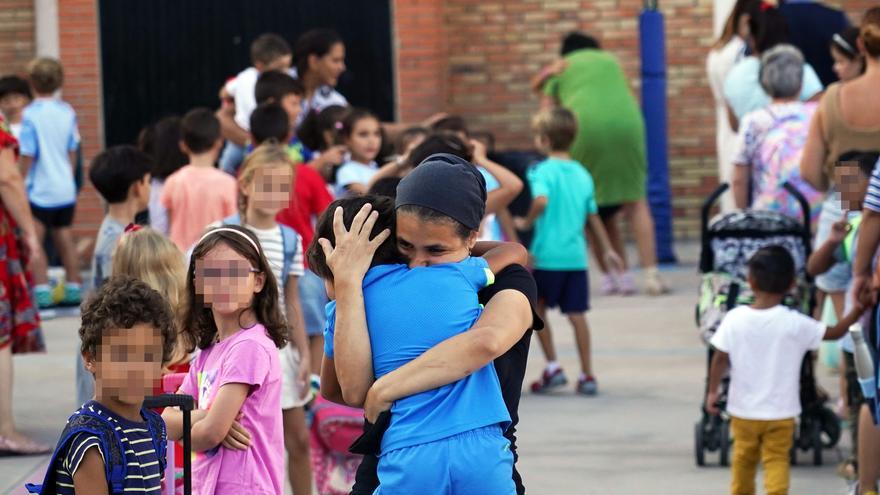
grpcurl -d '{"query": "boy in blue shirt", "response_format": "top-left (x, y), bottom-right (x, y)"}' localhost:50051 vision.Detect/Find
top-left (515, 107), bottom-right (622, 396)
top-left (18, 57), bottom-right (82, 308)
top-left (310, 160), bottom-right (526, 493)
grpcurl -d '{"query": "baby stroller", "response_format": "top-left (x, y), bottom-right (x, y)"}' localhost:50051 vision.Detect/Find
top-left (693, 183), bottom-right (841, 467)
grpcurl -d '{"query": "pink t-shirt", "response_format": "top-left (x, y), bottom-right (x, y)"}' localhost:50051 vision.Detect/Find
top-left (179, 324), bottom-right (284, 495)
top-left (160, 164), bottom-right (238, 251)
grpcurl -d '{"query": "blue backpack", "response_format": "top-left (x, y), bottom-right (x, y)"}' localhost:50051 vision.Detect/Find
top-left (25, 403), bottom-right (166, 495)
top-left (222, 214), bottom-right (302, 285)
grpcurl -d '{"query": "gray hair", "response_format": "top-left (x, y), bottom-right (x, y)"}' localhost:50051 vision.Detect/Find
top-left (760, 44), bottom-right (804, 99)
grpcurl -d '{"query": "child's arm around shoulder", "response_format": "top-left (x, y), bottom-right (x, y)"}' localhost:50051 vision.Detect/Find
top-left (478, 241), bottom-right (529, 274)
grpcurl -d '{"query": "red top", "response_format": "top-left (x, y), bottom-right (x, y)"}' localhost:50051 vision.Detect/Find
top-left (276, 164), bottom-right (333, 265)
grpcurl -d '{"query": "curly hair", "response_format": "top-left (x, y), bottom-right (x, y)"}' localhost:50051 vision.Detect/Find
top-left (79, 275), bottom-right (176, 363)
top-left (183, 225), bottom-right (288, 351)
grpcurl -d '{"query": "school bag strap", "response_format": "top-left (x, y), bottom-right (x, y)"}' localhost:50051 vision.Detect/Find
top-left (25, 405), bottom-right (167, 495)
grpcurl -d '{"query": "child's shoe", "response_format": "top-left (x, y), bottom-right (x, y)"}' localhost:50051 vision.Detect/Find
top-left (34, 285), bottom-right (53, 309)
top-left (576, 375), bottom-right (598, 396)
top-left (61, 283), bottom-right (82, 306)
top-left (530, 367), bottom-right (568, 393)
top-left (600, 273), bottom-right (619, 296)
top-left (617, 272), bottom-right (637, 296)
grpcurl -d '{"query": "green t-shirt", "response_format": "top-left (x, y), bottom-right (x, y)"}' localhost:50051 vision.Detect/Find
top-left (527, 157), bottom-right (597, 270)
top-left (544, 49), bottom-right (647, 206)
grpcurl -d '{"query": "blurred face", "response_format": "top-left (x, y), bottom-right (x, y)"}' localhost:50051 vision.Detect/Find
top-left (831, 46), bottom-right (862, 82)
top-left (86, 323), bottom-right (164, 406)
top-left (395, 211), bottom-right (476, 268)
top-left (736, 13), bottom-right (751, 40)
top-left (244, 165), bottom-right (293, 215)
top-left (311, 43), bottom-right (346, 87)
top-left (835, 163), bottom-right (869, 210)
top-left (0, 93), bottom-right (28, 120)
top-left (280, 93), bottom-right (303, 128)
top-left (194, 244), bottom-right (265, 316)
top-left (347, 117), bottom-right (382, 163)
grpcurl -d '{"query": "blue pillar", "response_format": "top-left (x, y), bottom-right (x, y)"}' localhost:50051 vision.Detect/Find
top-left (639, 7), bottom-right (677, 264)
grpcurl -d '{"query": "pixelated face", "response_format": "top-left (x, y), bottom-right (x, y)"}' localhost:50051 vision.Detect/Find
top-left (280, 93), bottom-right (302, 127)
top-left (0, 93), bottom-right (29, 118)
top-left (87, 323), bottom-right (164, 405)
top-left (835, 162), bottom-right (869, 210)
top-left (347, 117), bottom-right (382, 163)
top-left (245, 165), bottom-right (292, 214)
top-left (314, 43), bottom-right (346, 86)
top-left (194, 244), bottom-right (265, 315)
top-left (831, 46), bottom-right (862, 82)
top-left (395, 211), bottom-right (475, 268)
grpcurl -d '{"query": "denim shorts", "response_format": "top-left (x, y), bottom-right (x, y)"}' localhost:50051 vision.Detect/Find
top-left (814, 193), bottom-right (851, 293)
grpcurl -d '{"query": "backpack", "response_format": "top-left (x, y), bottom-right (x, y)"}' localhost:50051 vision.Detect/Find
top-left (309, 396), bottom-right (364, 495)
top-left (222, 213), bottom-right (302, 284)
top-left (25, 403), bottom-right (166, 495)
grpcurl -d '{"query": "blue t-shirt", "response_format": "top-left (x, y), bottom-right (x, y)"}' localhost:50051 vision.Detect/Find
top-left (19, 98), bottom-right (80, 208)
top-left (723, 57), bottom-right (823, 121)
top-left (323, 257), bottom-right (511, 452)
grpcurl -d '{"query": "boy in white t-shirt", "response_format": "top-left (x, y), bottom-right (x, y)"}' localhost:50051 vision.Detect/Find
top-left (706, 245), bottom-right (864, 495)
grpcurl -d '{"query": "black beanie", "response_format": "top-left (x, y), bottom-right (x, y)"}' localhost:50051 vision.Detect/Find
top-left (395, 153), bottom-right (487, 230)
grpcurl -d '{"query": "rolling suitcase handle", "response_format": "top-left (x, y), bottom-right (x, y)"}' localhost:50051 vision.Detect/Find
top-left (144, 394), bottom-right (195, 495)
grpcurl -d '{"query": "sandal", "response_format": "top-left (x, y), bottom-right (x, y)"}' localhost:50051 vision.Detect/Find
top-left (0, 434), bottom-right (52, 456)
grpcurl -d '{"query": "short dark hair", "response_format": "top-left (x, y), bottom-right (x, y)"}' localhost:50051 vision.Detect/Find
top-left (250, 33), bottom-right (292, 66)
top-left (748, 246), bottom-right (795, 294)
top-left (89, 145), bottom-right (153, 204)
top-left (749, 3), bottom-right (790, 53)
top-left (307, 195), bottom-right (401, 281)
top-left (430, 115), bottom-right (468, 136)
top-left (181, 108), bottom-right (221, 154)
top-left (139, 116), bottom-right (188, 181)
top-left (297, 104), bottom-right (348, 151)
top-left (250, 103), bottom-right (290, 146)
top-left (561, 32), bottom-right (601, 55)
top-left (255, 71), bottom-right (304, 105)
top-left (79, 275), bottom-right (176, 364)
top-left (837, 150), bottom-right (880, 177)
top-left (408, 132), bottom-right (473, 168)
top-left (397, 126), bottom-right (429, 155)
top-left (0, 75), bottom-right (32, 101)
top-left (368, 177), bottom-right (402, 199)
top-left (532, 107), bottom-right (577, 151)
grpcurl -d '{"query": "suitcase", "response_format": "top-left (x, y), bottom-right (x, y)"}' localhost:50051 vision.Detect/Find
top-left (143, 393), bottom-right (194, 495)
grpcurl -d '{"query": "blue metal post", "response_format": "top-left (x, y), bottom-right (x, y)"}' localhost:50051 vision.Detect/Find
top-left (639, 6), bottom-right (677, 264)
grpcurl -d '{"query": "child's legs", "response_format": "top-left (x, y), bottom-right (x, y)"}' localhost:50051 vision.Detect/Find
top-left (449, 426), bottom-right (515, 495)
top-left (567, 313), bottom-right (592, 377)
top-left (559, 270), bottom-right (592, 376)
top-left (828, 291), bottom-right (846, 321)
top-left (50, 226), bottom-right (81, 284)
top-left (282, 407), bottom-right (312, 495)
top-left (308, 336), bottom-right (324, 375)
top-left (533, 300), bottom-right (557, 363)
top-left (532, 270), bottom-right (563, 364)
top-left (858, 404), bottom-right (880, 494)
top-left (730, 417), bottom-right (762, 495)
top-left (760, 418), bottom-right (795, 495)
top-left (30, 216), bottom-right (48, 285)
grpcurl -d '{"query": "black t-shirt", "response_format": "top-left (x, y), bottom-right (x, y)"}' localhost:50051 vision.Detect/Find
top-left (350, 264), bottom-right (542, 495)
top-left (779, 1), bottom-right (850, 87)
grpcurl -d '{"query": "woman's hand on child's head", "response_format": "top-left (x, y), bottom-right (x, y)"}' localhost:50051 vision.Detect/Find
top-left (705, 391), bottom-right (721, 416)
top-left (829, 218), bottom-right (852, 244)
top-left (221, 411), bottom-right (251, 451)
top-left (317, 204), bottom-right (391, 284)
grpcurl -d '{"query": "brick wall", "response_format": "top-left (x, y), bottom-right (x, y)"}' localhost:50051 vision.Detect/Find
top-left (0, 0), bottom-right (34, 75)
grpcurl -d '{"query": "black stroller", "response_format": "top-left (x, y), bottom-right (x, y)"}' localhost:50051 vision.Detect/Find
top-left (693, 183), bottom-right (841, 467)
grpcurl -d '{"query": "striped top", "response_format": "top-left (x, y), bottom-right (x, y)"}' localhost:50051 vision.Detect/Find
top-left (246, 223), bottom-right (304, 315)
top-left (864, 158), bottom-right (880, 213)
top-left (53, 401), bottom-right (164, 494)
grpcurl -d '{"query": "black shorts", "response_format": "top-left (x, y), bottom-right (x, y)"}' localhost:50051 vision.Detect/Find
top-left (597, 204), bottom-right (623, 221)
top-left (533, 269), bottom-right (589, 313)
top-left (30, 204), bottom-right (75, 228)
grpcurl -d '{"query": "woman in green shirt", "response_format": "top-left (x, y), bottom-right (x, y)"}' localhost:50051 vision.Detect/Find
top-left (531, 32), bottom-right (668, 296)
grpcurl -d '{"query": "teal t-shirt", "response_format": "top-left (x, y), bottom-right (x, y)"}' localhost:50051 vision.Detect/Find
top-left (527, 157), bottom-right (597, 270)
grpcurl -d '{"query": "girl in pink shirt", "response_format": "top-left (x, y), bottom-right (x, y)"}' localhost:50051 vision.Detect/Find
top-left (163, 225), bottom-right (287, 494)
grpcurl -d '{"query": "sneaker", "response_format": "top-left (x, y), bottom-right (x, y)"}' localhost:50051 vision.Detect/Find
top-left (530, 368), bottom-right (568, 393)
top-left (576, 376), bottom-right (599, 396)
top-left (644, 268), bottom-right (670, 296)
top-left (35, 286), bottom-right (53, 309)
top-left (61, 284), bottom-right (82, 306)
top-left (600, 273), bottom-right (619, 296)
top-left (617, 272), bottom-right (637, 296)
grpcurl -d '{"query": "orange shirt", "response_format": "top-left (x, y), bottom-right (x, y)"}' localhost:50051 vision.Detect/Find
top-left (160, 164), bottom-right (238, 251)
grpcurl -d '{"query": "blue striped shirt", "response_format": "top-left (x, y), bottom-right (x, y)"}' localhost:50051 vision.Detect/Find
top-left (864, 158), bottom-right (880, 213)
top-left (53, 401), bottom-right (164, 494)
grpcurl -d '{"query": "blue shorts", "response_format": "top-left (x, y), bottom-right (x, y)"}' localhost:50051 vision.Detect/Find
top-left (374, 425), bottom-right (515, 495)
top-left (815, 193), bottom-right (851, 293)
top-left (298, 269), bottom-right (329, 337)
top-left (533, 269), bottom-right (589, 313)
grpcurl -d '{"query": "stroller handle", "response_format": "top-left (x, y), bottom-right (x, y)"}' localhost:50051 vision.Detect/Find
top-left (700, 183), bottom-right (730, 238)
top-left (700, 182), bottom-right (812, 238)
top-left (782, 181), bottom-right (812, 237)
top-left (143, 393), bottom-right (195, 411)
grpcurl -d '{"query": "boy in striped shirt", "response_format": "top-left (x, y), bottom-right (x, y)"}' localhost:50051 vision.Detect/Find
top-left (41, 277), bottom-right (176, 494)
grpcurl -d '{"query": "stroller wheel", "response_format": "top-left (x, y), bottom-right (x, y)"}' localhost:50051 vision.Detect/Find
top-left (719, 419), bottom-right (731, 467)
top-left (811, 420), bottom-right (823, 466)
top-left (694, 421), bottom-right (706, 467)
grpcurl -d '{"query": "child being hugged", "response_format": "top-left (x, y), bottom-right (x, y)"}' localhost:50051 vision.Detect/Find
top-left (162, 225), bottom-right (287, 494)
top-left (334, 108), bottom-right (382, 197)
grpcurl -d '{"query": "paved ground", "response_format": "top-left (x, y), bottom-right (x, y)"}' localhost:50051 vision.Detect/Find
top-left (0, 242), bottom-right (855, 494)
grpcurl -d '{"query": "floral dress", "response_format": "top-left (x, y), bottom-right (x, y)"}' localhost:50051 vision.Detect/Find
top-left (0, 118), bottom-right (44, 354)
